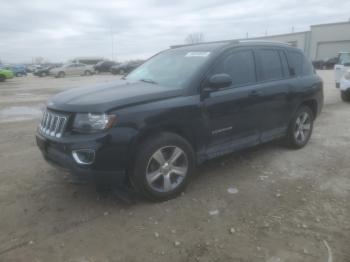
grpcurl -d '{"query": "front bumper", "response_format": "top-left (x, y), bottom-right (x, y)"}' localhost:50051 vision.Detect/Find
top-left (36, 132), bottom-right (127, 183)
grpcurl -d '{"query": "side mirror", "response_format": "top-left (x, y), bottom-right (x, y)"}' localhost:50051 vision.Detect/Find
top-left (208, 74), bottom-right (232, 90)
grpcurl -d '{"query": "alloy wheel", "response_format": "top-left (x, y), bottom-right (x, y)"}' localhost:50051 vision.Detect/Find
top-left (294, 112), bottom-right (311, 144)
top-left (146, 146), bottom-right (188, 193)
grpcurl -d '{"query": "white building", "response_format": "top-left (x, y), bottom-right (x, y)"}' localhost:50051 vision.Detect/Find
top-left (174, 20), bottom-right (350, 61)
top-left (252, 21), bottom-right (350, 60)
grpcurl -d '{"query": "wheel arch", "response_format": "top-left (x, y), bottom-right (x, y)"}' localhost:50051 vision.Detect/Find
top-left (127, 125), bottom-right (197, 167)
top-left (299, 99), bottom-right (318, 119)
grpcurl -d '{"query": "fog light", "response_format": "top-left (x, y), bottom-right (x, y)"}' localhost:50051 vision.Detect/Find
top-left (72, 149), bottom-right (95, 165)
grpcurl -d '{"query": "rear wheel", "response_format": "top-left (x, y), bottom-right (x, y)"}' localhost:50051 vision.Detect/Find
top-left (341, 91), bottom-right (350, 102)
top-left (286, 106), bottom-right (314, 149)
top-left (58, 71), bottom-right (65, 78)
top-left (130, 133), bottom-right (195, 201)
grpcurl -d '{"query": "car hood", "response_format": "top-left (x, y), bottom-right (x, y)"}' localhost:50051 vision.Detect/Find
top-left (47, 80), bottom-right (183, 112)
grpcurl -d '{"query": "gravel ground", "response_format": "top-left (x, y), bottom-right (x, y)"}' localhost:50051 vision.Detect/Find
top-left (0, 71), bottom-right (349, 262)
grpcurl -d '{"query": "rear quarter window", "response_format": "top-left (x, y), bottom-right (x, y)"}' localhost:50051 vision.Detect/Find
top-left (287, 51), bottom-right (302, 76)
top-left (301, 55), bottom-right (314, 76)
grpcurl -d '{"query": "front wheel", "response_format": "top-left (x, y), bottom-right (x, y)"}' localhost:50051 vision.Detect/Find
top-left (84, 70), bottom-right (92, 76)
top-left (130, 133), bottom-right (195, 201)
top-left (286, 106), bottom-right (314, 149)
top-left (341, 91), bottom-right (350, 102)
top-left (58, 71), bottom-right (65, 78)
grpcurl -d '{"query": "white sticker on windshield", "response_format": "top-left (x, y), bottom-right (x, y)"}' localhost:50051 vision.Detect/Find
top-left (185, 52), bottom-right (210, 57)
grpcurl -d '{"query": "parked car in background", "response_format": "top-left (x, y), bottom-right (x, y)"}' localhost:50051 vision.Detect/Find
top-left (70, 57), bottom-right (104, 65)
top-left (33, 65), bottom-right (59, 77)
top-left (323, 57), bottom-right (338, 69)
top-left (4, 65), bottom-right (27, 77)
top-left (94, 60), bottom-right (119, 73)
top-left (312, 59), bottom-right (324, 70)
top-left (340, 69), bottom-right (350, 102)
top-left (50, 63), bottom-right (94, 78)
top-left (110, 61), bottom-right (143, 75)
top-left (27, 64), bottom-right (42, 73)
top-left (0, 67), bottom-right (14, 82)
top-left (36, 41), bottom-right (323, 201)
top-left (335, 52), bottom-right (350, 88)
top-left (312, 57), bottom-right (338, 70)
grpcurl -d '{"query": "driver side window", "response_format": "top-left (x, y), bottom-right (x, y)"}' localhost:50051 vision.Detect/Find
top-left (212, 50), bottom-right (257, 87)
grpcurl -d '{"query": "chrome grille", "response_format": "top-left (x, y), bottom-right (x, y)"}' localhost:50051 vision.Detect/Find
top-left (39, 110), bottom-right (68, 138)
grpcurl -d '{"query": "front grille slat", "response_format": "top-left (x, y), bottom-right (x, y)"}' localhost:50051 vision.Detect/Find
top-left (39, 110), bottom-right (68, 138)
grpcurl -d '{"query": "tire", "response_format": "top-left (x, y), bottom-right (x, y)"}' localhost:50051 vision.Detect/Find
top-left (286, 106), bottom-right (314, 149)
top-left (58, 71), bottom-right (65, 78)
top-left (130, 132), bottom-right (195, 201)
top-left (84, 70), bottom-right (92, 76)
top-left (341, 91), bottom-right (350, 102)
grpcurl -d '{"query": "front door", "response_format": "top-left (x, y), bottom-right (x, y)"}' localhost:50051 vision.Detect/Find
top-left (201, 48), bottom-right (265, 157)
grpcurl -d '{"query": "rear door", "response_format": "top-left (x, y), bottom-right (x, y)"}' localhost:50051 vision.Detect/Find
top-left (254, 48), bottom-right (295, 141)
top-left (202, 48), bottom-right (266, 156)
top-left (65, 64), bottom-right (76, 75)
top-left (75, 64), bottom-right (86, 75)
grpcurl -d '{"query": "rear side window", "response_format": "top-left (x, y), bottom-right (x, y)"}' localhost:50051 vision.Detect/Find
top-left (255, 49), bottom-right (283, 81)
top-left (287, 51), bottom-right (302, 76)
top-left (212, 50), bottom-right (256, 87)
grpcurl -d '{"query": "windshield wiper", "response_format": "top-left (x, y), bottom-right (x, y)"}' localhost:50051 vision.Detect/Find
top-left (139, 78), bottom-right (158, 85)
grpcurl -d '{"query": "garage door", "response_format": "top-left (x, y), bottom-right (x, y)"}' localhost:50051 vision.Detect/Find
top-left (316, 41), bottom-right (350, 60)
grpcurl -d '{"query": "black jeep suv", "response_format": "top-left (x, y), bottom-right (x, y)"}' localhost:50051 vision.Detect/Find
top-left (36, 41), bottom-right (323, 201)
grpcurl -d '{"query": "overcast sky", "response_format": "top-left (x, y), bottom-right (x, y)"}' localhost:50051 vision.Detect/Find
top-left (0, 0), bottom-right (349, 63)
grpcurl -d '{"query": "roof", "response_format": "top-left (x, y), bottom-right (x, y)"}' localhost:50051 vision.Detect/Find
top-left (171, 40), bottom-right (296, 51)
top-left (170, 41), bottom-right (235, 50)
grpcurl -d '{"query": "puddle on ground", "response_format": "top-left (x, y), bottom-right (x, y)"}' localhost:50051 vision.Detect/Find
top-left (0, 106), bottom-right (43, 123)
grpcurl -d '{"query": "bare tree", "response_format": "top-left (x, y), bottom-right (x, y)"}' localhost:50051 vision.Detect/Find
top-left (185, 33), bottom-right (205, 44)
top-left (34, 57), bottom-right (45, 65)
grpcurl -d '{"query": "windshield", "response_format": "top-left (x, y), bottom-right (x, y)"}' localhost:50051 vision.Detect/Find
top-left (339, 53), bottom-right (350, 66)
top-left (126, 49), bottom-right (211, 88)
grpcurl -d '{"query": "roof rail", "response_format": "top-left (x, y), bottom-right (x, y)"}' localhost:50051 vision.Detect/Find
top-left (238, 40), bottom-right (291, 46)
top-left (171, 40), bottom-right (238, 49)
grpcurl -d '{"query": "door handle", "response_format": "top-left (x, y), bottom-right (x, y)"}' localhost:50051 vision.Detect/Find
top-left (249, 90), bottom-right (263, 97)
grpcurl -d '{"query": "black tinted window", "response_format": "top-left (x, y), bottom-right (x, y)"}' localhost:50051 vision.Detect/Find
top-left (279, 51), bottom-right (290, 77)
top-left (287, 51), bottom-right (302, 76)
top-left (302, 56), bottom-right (314, 76)
top-left (213, 50), bottom-right (256, 86)
top-left (256, 49), bottom-right (283, 81)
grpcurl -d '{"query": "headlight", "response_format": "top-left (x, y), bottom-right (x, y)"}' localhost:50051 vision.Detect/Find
top-left (344, 71), bottom-right (350, 80)
top-left (73, 113), bottom-right (116, 133)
